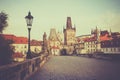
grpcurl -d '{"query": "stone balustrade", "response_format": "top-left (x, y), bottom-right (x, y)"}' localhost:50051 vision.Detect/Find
top-left (0, 55), bottom-right (48, 80)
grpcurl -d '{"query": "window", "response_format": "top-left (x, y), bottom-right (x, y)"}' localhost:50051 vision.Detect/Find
top-left (24, 45), bottom-right (27, 48)
top-left (111, 48), bottom-right (112, 52)
top-left (88, 49), bottom-right (89, 53)
top-left (111, 42), bottom-right (113, 45)
top-left (91, 45), bottom-right (92, 48)
top-left (101, 49), bottom-right (103, 52)
top-left (16, 46), bottom-right (18, 48)
top-left (114, 48), bottom-right (116, 52)
top-left (119, 48), bottom-right (120, 52)
top-left (106, 48), bottom-right (108, 52)
top-left (102, 42), bottom-right (104, 45)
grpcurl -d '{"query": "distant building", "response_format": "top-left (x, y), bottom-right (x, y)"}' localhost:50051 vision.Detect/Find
top-left (63, 17), bottom-right (76, 55)
top-left (30, 40), bottom-right (42, 54)
top-left (2, 34), bottom-right (28, 62)
top-left (46, 17), bottom-right (120, 55)
top-left (84, 37), bottom-right (97, 54)
top-left (63, 17), bottom-right (76, 46)
top-left (56, 31), bottom-right (64, 45)
top-left (2, 34), bottom-right (42, 61)
top-left (100, 31), bottom-right (120, 54)
top-left (76, 28), bottom-right (120, 54)
top-left (76, 34), bottom-right (91, 54)
top-left (48, 28), bottom-right (61, 55)
top-left (76, 36), bottom-right (98, 54)
top-left (3, 34), bottom-right (28, 55)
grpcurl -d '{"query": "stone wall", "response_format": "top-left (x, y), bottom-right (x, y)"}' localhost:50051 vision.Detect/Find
top-left (0, 55), bottom-right (48, 80)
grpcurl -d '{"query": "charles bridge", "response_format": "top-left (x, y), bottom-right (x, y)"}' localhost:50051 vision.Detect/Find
top-left (0, 54), bottom-right (120, 80)
top-left (0, 54), bottom-right (49, 80)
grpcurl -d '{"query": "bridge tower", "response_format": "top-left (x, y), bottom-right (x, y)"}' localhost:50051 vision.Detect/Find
top-left (48, 28), bottom-right (61, 55)
top-left (63, 17), bottom-right (76, 46)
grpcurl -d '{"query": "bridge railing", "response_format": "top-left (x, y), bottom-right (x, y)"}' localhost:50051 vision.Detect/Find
top-left (0, 55), bottom-right (48, 80)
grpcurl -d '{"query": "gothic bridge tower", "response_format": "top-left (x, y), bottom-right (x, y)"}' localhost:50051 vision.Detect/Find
top-left (63, 17), bottom-right (76, 46)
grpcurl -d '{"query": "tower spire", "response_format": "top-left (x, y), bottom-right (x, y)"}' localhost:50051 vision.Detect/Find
top-left (49, 28), bottom-right (58, 41)
top-left (109, 28), bottom-right (112, 36)
top-left (74, 24), bottom-right (76, 28)
top-left (66, 17), bottom-right (72, 29)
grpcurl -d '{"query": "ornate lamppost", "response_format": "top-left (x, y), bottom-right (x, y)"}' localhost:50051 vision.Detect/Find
top-left (25, 11), bottom-right (33, 59)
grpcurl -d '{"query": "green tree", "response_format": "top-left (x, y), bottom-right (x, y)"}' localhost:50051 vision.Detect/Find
top-left (0, 11), bottom-right (13, 65)
top-left (0, 11), bottom-right (8, 33)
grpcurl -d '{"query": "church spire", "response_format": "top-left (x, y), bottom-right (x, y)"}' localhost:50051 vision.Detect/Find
top-left (109, 28), bottom-right (112, 36)
top-left (43, 32), bottom-right (47, 38)
top-left (66, 17), bottom-right (72, 29)
top-left (49, 28), bottom-right (58, 41)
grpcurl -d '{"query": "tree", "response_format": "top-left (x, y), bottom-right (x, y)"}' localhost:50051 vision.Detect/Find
top-left (0, 11), bottom-right (8, 33)
top-left (0, 11), bottom-right (13, 65)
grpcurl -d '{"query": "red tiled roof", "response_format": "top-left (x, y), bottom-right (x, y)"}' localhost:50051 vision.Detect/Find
top-left (2, 34), bottom-right (28, 44)
top-left (3, 34), bottom-right (42, 44)
top-left (100, 34), bottom-right (112, 41)
top-left (83, 37), bottom-right (96, 42)
top-left (15, 37), bottom-right (28, 44)
top-left (1, 34), bottom-right (16, 42)
top-left (52, 46), bottom-right (59, 49)
top-left (30, 40), bottom-right (41, 46)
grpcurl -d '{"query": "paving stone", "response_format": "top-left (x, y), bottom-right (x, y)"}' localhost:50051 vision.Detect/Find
top-left (29, 56), bottom-right (120, 80)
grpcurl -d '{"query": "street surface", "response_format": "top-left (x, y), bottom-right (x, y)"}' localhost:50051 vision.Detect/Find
top-left (29, 56), bottom-right (120, 80)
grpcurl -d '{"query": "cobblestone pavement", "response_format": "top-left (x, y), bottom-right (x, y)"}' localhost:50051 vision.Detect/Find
top-left (29, 56), bottom-right (120, 80)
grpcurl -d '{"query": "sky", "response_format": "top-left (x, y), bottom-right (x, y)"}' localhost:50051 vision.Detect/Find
top-left (0, 0), bottom-right (120, 40)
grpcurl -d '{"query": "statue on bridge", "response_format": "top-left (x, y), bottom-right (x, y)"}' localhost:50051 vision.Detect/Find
top-left (41, 32), bottom-right (49, 56)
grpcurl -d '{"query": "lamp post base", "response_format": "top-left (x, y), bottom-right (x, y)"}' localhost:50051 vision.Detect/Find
top-left (26, 52), bottom-right (32, 59)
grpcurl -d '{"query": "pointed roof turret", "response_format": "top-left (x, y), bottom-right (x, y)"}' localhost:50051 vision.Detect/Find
top-left (109, 28), bottom-right (112, 36)
top-left (49, 28), bottom-right (58, 41)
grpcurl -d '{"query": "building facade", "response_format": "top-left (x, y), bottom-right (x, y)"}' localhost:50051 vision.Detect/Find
top-left (2, 34), bottom-right (42, 61)
top-left (63, 17), bottom-right (76, 46)
top-left (63, 17), bottom-right (76, 55)
top-left (30, 40), bottom-right (42, 54)
top-left (100, 32), bottom-right (120, 54)
top-left (48, 28), bottom-right (61, 55)
top-left (75, 28), bottom-right (120, 55)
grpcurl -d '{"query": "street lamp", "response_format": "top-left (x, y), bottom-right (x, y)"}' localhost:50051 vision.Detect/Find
top-left (25, 11), bottom-right (33, 59)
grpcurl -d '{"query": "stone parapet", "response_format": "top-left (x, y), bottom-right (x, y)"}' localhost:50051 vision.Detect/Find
top-left (0, 55), bottom-right (48, 80)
